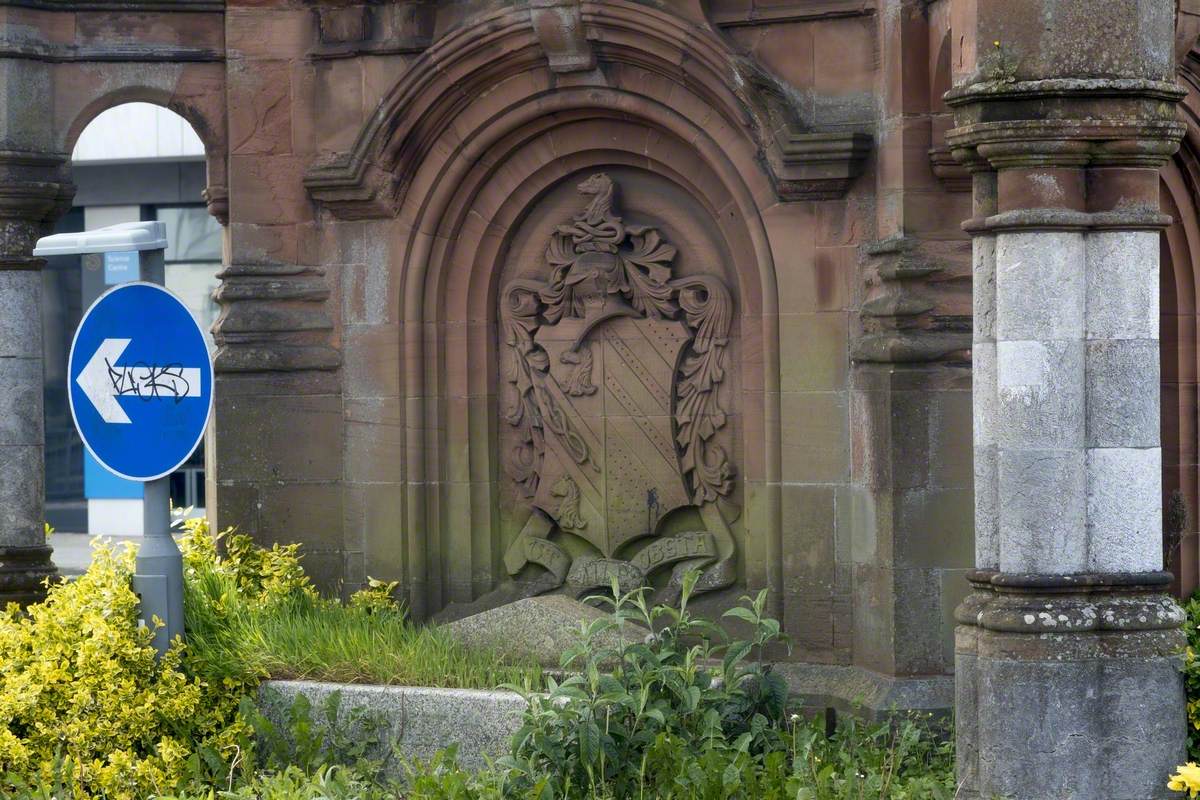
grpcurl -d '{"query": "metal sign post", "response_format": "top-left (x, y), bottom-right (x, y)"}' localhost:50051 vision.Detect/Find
top-left (35, 223), bottom-right (213, 657)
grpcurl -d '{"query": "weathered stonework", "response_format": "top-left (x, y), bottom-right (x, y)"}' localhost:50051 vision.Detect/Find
top-left (0, 148), bottom-right (71, 604)
top-left (949, 1), bottom-right (1189, 795)
top-left (497, 173), bottom-right (739, 601)
top-left (1, 5), bottom-right (1199, 774)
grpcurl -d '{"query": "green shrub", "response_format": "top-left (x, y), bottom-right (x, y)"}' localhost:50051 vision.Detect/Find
top-left (244, 689), bottom-right (393, 777)
top-left (158, 764), bottom-right (394, 800)
top-left (0, 518), bottom-right (535, 799)
top-left (496, 572), bottom-right (789, 797)
top-left (1, 523), bottom-right (954, 799)
top-left (0, 542), bottom-right (252, 799)
top-left (1183, 592), bottom-right (1200, 760)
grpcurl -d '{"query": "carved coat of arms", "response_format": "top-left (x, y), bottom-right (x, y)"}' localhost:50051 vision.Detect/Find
top-left (501, 173), bottom-right (738, 598)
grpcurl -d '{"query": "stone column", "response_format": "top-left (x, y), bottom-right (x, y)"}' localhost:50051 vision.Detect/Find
top-left (948, 2), bottom-right (1187, 797)
top-left (0, 150), bottom-right (70, 605)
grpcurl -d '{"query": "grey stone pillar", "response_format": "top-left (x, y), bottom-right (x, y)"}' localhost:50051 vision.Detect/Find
top-left (947, 2), bottom-right (1187, 797)
top-left (0, 150), bottom-right (70, 605)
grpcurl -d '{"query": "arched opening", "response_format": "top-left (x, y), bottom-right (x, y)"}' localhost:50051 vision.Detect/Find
top-left (45, 101), bottom-right (221, 542)
top-left (1161, 52), bottom-right (1200, 596)
top-left (1160, 162), bottom-right (1199, 595)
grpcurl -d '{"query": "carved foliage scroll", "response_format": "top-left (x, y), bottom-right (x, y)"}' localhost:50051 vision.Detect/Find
top-left (500, 173), bottom-right (738, 598)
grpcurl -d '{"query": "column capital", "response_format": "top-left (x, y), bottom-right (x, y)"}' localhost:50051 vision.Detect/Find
top-left (212, 263), bottom-right (341, 374)
top-left (948, 79), bottom-right (1186, 232)
top-left (946, 78), bottom-right (1186, 171)
top-left (0, 150), bottom-right (73, 271)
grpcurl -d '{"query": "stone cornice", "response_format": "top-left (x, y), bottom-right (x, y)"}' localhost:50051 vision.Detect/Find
top-left (852, 237), bottom-right (971, 364)
top-left (0, 150), bottom-right (73, 270)
top-left (945, 77), bottom-right (1186, 106)
top-left (0, 1), bottom-right (222, 10)
top-left (771, 130), bottom-right (872, 201)
top-left (304, 2), bottom-right (872, 218)
top-left (202, 185), bottom-right (228, 226)
top-left (927, 145), bottom-right (971, 192)
top-left (963, 207), bottom-right (1173, 233)
top-left (0, 41), bottom-right (221, 63)
top-left (708, 0), bottom-right (874, 27)
top-left (0, 151), bottom-right (73, 213)
top-left (212, 263), bottom-right (341, 374)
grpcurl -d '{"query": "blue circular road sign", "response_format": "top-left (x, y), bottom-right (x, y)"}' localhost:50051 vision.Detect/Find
top-left (68, 282), bottom-right (214, 482)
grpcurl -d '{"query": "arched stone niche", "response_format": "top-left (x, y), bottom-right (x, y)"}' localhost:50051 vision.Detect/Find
top-left (495, 164), bottom-right (745, 602)
top-left (304, 2), bottom-right (814, 620)
top-left (1161, 52), bottom-right (1200, 596)
top-left (409, 114), bottom-right (774, 619)
top-left (56, 66), bottom-right (229, 223)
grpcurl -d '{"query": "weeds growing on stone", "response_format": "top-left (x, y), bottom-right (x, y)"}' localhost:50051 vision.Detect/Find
top-left (183, 544), bottom-right (543, 691)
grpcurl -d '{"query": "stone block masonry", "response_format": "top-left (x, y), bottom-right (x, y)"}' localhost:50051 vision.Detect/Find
top-left (947, 0), bottom-right (1189, 795)
top-left (1, 10), bottom-right (1199, 794)
top-left (257, 681), bottom-right (527, 776)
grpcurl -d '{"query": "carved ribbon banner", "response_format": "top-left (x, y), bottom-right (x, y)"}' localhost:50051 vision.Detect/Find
top-left (566, 532), bottom-right (720, 597)
top-left (501, 173), bottom-right (738, 598)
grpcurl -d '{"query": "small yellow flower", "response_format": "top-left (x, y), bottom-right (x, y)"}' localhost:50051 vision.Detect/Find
top-left (993, 40), bottom-right (1001, 48)
top-left (1168, 762), bottom-right (1200, 797)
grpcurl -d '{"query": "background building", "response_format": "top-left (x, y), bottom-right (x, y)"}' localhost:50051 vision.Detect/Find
top-left (44, 103), bottom-right (221, 534)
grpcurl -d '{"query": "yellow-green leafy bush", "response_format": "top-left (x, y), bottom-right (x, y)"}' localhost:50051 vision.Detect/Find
top-left (1171, 762), bottom-right (1200, 798)
top-left (181, 520), bottom-right (316, 606)
top-left (0, 517), bottom-right (545, 799)
top-left (1171, 593), bottom-right (1200, 796)
top-left (0, 541), bottom-right (251, 799)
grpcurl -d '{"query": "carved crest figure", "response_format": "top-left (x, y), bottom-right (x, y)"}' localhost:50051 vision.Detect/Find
top-left (501, 173), bottom-right (738, 598)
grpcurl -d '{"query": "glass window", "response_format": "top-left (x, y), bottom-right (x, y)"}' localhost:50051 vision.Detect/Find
top-left (155, 205), bottom-right (221, 348)
top-left (157, 205), bottom-right (221, 263)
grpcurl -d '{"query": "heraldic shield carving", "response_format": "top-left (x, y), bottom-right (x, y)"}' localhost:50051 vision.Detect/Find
top-left (501, 173), bottom-right (739, 599)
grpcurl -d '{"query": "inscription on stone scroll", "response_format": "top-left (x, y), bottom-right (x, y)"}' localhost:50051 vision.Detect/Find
top-left (500, 173), bottom-right (738, 597)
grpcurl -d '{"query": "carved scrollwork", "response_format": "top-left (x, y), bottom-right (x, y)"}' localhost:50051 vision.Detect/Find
top-left (500, 173), bottom-right (738, 598)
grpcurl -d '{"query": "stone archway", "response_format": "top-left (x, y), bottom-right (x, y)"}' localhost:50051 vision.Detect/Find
top-left (1161, 50), bottom-right (1200, 597)
top-left (1161, 154), bottom-right (1200, 595)
top-left (302, 1), bottom-right (872, 621)
top-left (0, 2), bottom-right (227, 605)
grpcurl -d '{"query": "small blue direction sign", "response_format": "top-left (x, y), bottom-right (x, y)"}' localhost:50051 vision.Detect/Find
top-left (68, 282), bottom-right (213, 482)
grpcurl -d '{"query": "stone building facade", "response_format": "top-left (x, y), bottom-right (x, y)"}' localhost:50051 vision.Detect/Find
top-left (0, 1), bottom-right (1197, 795)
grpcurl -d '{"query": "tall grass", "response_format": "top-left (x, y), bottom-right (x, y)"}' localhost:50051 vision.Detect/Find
top-left (184, 564), bottom-right (543, 691)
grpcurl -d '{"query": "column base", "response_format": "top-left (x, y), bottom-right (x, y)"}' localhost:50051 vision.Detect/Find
top-left (956, 571), bottom-right (1186, 800)
top-left (0, 544), bottom-right (58, 607)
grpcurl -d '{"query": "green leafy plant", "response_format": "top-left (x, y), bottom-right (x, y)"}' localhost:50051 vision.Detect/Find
top-left (157, 764), bottom-right (394, 800)
top-left (1182, 591), bottom-right (1200, 760)
top-left (0, 518), bottom-right (538, 799)
top-left (245, 689), bottom-right (392, 777)
top-left (402, 575), bottom-right (956, 799)
top-left (1, 519), bottom-right (956, 799)
top-left (0, 542), bottom-right (253, 799)
top-left (495, 571), bottom-right (791, 798)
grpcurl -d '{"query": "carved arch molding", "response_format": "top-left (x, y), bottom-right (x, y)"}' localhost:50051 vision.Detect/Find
top-left (301, 1), bottom-right (797, 612)
top-left (500, 172), bottom-right (740, 599)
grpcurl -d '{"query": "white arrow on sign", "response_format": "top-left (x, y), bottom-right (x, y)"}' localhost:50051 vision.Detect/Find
top-left (76, 338), bottom-right (203, 424)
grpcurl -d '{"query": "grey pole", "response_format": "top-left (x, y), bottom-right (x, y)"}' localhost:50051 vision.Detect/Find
top-left (133, 476), bottom-right (184, 655)
top-left (131, 245), bottom-right (185, 657)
